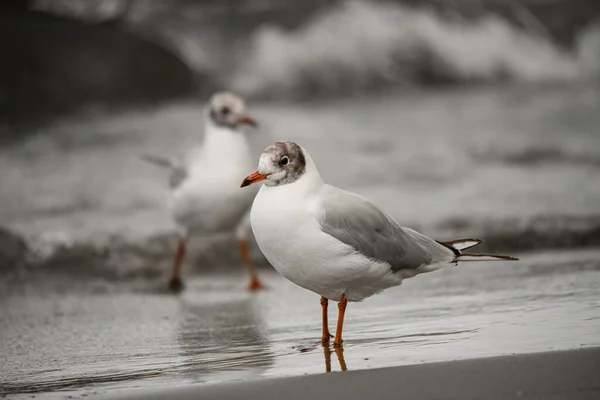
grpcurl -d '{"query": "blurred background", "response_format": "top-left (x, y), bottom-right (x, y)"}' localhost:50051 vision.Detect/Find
top-left (1, 0), bottom-right (600, 398)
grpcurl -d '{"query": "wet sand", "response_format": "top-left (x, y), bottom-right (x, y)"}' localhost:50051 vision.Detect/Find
top-left (98, 347), bottom-right (600, 400)
top-left (2, 248), bottom-right (600, 399)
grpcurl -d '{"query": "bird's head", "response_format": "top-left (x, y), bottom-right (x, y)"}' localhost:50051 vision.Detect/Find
top-left (206, 91), bottom-right (257, 129)
top-left (241, 141), bottom-right (307, 188)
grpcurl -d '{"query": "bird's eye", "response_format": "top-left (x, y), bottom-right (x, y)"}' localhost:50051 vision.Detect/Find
top-left (279, 156), bottom-right (289, 166)
top-left (221, 106), bottom-right (230, 115)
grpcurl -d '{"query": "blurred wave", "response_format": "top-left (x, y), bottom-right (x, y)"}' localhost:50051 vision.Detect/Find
top-left (2, 213), bottom-right (599, 293)
top-left (231, 1), bottom-right (599, 98)
top-left (29, 0), bottom-right (600, 102)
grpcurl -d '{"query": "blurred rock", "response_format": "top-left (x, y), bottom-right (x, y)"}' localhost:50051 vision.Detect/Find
top-left (0, 0), bottom-right (32, 13)
top-left (523, 0), bottom-right (600, 47)
top-left (0, 226), bottom-right (29, 273)
top-left (0, 9), bottom-right (197, 131)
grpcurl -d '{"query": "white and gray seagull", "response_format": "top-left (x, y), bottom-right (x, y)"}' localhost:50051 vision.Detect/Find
top-left (241, 141), bottom-right (518, 346)
top-left (143, 91), bottom-right (264, 292)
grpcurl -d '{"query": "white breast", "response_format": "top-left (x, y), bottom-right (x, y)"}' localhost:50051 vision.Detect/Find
top-left (170, 126), bottom-right (258, 235)
top-left (250, 181), bottom-right (402, 301)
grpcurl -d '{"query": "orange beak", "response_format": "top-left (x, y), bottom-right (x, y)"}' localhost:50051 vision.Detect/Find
top-left (241, 171), bottom-right (269, 187)
top-left (236, 114), bottom-right (258, 127)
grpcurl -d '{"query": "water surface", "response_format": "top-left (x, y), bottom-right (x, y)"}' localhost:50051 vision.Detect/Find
top-left (2, 248), bottom-right (599, 398)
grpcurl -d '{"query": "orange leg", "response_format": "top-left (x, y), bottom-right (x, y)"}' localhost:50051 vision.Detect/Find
top-left (169, 237), bottom-right (186, 291)
top-left (333, 294), bottom-right (348, 347)
top-left (239, 239), bottom-right (263, 291)
top-left (318, 296), bottom-right (334, 345)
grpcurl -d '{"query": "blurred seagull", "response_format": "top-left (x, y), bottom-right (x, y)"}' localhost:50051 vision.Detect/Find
top-left (241, 141), bottom-right (518, 346)
top-left (143, 91), bottom-right (264, 292)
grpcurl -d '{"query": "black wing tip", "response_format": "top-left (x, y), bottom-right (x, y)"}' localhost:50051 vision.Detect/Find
top-left (436, 240), bottom-right (461, 257)
top-left (439, 238), bottom-right (483, 253)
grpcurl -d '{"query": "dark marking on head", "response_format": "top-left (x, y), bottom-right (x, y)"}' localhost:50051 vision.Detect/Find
top-left (262, 141), bottom-right (306, 186)
top-left (206, 91), bottom-right (247, 129)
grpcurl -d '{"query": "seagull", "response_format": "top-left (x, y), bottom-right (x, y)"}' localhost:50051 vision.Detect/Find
top-left (143, 91), bottom-right (264, 292)
top-left (241, 141), bottom-right (518, 346)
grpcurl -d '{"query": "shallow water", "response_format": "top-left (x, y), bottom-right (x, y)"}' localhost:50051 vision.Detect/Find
top-left (1, 83), bottom-right (600, 276)
top-left (2, 248), bottom-right (600, 398)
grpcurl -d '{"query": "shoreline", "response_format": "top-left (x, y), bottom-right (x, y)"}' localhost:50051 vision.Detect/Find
top-left (97, 347), bottom-right (600, 400)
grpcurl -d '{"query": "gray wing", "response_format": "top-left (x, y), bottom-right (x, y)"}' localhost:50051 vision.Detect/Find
top-left (319, 185), bottom-right (454, 272)
top-left (140, 154), bottom-right (188, 189)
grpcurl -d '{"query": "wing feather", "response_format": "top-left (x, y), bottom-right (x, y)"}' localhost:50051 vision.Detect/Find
top-left (140, 154), bottom-right (188, 189)
top-left (319, 185), bottom-right (453, 271)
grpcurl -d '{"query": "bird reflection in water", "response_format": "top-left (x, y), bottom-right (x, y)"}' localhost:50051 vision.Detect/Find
top-left (323, 345), bottom-right (348, 373)
top-left (175, 293), bottom-right (274, 379)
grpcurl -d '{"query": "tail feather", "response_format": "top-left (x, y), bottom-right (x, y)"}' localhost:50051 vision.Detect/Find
top-left (457, 254), bottom-right (519, 262)
top-left (440, 237), bottom-right (518, 262)
top-left (139, 154), bottom-right (174, 169)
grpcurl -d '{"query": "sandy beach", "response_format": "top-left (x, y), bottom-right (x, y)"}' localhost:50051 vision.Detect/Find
top-left (96, 347), bottom-right (600, 400)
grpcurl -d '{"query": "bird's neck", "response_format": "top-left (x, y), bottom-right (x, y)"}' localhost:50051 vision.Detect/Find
top-left (300, 149), bottom-right (325, 192)
top-left (202, 121), bottom-right (251, 160)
